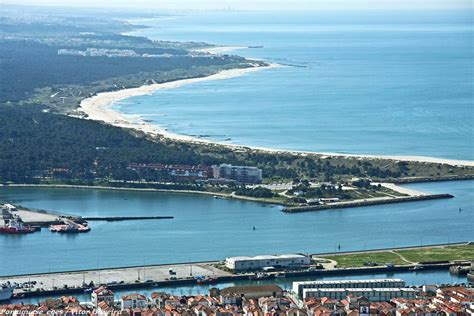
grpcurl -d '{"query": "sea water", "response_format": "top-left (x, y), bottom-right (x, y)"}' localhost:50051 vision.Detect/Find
top-left (118, 10), bottom-right (474, 160)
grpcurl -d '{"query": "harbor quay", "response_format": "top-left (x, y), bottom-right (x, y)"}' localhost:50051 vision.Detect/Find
top-left (1, 242), bottom-right (472, 299)
top-left (1, 262), bottom-right (231, 296)
top-left (0, 203), bottom-right (172, 234)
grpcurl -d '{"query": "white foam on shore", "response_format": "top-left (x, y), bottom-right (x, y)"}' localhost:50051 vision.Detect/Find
top-left (76, 64), bottom-right (474, 168)
top-left (192, 46), bottom-right (247, 54)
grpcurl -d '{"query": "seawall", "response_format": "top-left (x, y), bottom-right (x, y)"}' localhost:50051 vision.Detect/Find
top-left (282, 194), bottom-right (454, 213)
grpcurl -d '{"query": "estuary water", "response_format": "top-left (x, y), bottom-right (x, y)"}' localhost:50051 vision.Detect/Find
top-left (11, 270), bottom-right (468, 304)
top-left (121, 10), bottom-right (474, 160)
top-left (0, 180), bottom-right (472, 275)
top-left (1, 10), bottom-right (473, 281)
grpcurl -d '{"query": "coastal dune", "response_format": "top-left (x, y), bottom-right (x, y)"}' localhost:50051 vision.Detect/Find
top-left (77, 64), bottom-right (474, 168)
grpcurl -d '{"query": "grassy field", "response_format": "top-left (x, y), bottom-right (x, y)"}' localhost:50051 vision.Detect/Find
top-left (397, 245), bottom-right (474, 263)
top-left (320, 244), bottom-right (474, 268)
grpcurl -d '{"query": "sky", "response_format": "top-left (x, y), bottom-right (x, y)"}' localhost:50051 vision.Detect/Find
top-left (3, 0), bottom-right (473, 11)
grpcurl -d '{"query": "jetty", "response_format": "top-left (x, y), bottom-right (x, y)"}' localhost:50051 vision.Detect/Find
top-left (282, 193), bottom-right (454, 213)
top-left (1, 204), bottom-right (173, 236)
top-left (82, 216), bottom-right (173, 222)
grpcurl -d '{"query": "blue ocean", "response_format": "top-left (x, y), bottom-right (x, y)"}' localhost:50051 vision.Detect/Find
top-left (1, 10), bottom-right (473, 277)
top-left (119, 10), bottom-right (473, 160)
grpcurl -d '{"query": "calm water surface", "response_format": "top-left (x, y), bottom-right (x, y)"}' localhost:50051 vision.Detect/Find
top-left (10, 269), bottom-right (469, 305)
top-left (1, 180), bottom-right (472, 275)
top-left (121, 10), bottom-right (474, 160)
top-left (1, 10), bottom-right (473, 285)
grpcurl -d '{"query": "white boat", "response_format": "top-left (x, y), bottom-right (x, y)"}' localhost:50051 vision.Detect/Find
top-left (0, 284), bottom-right (13, 301)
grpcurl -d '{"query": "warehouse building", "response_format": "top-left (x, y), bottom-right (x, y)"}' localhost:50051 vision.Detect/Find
top-left (293, 279), bottom-right (406, 298)
top-left (225, 254), bottom-right (310, 271)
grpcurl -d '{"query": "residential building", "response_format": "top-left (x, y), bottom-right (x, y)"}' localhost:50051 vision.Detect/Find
top-left (293, 279), bottom-right (406, 298)
top-left (219, 285), bottom-right (283, 300)
top-left (91, 286), bottom-right (114, 308)
top-left (121, 293), bottom-right (147, 309)
top-left (302, 287), bottom-right (418, 301)
top-left (213, 164), bottom-right (263, 183)
top-left (127, 163), bottom-right (213, 180)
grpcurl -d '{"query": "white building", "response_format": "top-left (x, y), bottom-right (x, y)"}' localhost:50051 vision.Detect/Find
top-left (225, 254), bottom-right (310, 271)
top-left (292, 279), bottom-right (406, 298)
top-left (302, 287), bottom-right (417, 301)
top-left (213, 164), bottom-right (262, 184)
top-left (121, 293), bottom-right (147, 310)
top-left (1, 204), bottom-right (16, 212)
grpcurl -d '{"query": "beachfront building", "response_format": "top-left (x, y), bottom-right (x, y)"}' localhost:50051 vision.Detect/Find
top-left (225, 254), bottom-right (310, 271)
top-left (302, 287), bottom-right (417, 301)
top-left (213, 164), bottom-right (262, 184)
top-left (127, 163), bottom-right (213, 181)
top-left (293, 279), bottom-right (406, 298)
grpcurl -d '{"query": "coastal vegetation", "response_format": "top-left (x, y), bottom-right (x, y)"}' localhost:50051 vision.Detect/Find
top-left (2, 104), bottom-right (472, 185)
top-left (1, 6), bottom-right (473, 202)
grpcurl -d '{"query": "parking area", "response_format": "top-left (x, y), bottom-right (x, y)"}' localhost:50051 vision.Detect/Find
top-left (1, 262), bottom-right (232, 293)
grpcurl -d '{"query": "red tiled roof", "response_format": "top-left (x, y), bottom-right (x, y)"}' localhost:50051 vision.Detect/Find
top-left (122, 293), bottom-right (147, 301)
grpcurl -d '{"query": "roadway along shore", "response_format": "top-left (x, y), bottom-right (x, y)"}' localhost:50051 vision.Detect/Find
top-left (2, 242), bottom-right (471, 299)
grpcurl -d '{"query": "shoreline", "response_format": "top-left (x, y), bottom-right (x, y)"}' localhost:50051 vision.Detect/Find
top-left (2, 242), bottom-right (471, 301)
top-left (1, 183), bottom-right (287, 206)
top-left (76, 65), bottom-right (474, 168)
top-left (4, 241), bottom-right (468, 278)
top-left (76, 63), bottom-right (280, 141)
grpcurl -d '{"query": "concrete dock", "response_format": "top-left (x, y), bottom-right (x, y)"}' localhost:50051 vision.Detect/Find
top-left (282, 193), bottom-right (454, 213)
top-left (1, 204), bottom-right (65, 227)
top-left (2, 262), bottom-right (231, 295)
top-left (1, 242), bottom-right (470, 299)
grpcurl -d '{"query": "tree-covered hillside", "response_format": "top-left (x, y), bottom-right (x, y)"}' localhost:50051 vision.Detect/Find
top-left (0, 6), bottom-right (472, 187)
top-left (0, 40), bottom-right (247, 103)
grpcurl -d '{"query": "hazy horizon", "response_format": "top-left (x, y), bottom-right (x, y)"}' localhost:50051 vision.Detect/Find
top-left (3, 0), bottom-right (472, 11)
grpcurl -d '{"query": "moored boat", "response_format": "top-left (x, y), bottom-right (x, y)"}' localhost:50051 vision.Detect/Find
top-left (409, 265), bottom-right (424, 271)
top-left (196, 277), bottom-right (217, 284)
top-left (0, 283), bottom-right (13, 301)
top-left (0, 216), bottom-right (35, 234)
top-left (49, 221), bottom-right (90, 233)
top-left (249, 272), bottom-right (272, 280)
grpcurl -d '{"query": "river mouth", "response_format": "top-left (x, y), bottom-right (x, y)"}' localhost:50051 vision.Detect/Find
top-left (1, 180), bottom-right (473, 275)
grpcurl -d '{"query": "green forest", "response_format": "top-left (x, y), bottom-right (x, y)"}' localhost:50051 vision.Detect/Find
top-left (1, 6), bottom-right (473, 189)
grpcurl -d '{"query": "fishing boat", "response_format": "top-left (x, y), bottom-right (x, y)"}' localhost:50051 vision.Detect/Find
top-left (0, 216), bottom-right (35, 234)
top-left (196, 277), bottom-right (217, 284)
top-left (49, 221), bottom-right (90, 233)
top-left (0, 284), bottom-right (13, 301)
top-left (409, 265), bottom-right (424, 271)
top-left (249, 272), bottom-right (272, 280)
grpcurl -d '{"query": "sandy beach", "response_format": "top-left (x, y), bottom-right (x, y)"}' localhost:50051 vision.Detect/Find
top-left (78, 64), bottom-right (278, 139)
top-left (77, 64), bottom-right (474, 168)
top-left (192, 45), bottom-right (248, 54)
